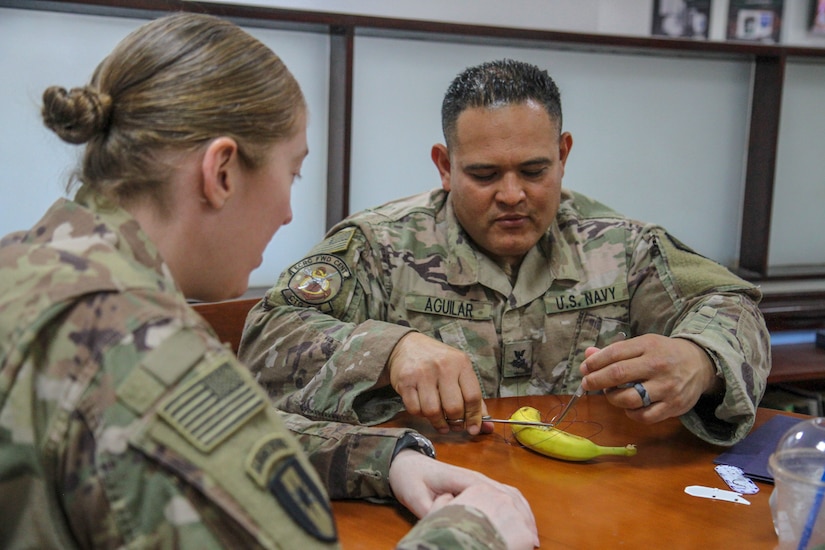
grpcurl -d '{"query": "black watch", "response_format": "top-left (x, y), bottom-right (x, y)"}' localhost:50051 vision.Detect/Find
top-left (392, 432), bottom-right (436, 460)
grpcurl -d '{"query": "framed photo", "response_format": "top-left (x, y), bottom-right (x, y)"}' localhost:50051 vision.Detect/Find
top-left (811, 0), bottom-right (825, 35)
top-left (651, 0), bottom-right (711, 39)
top-left (727, 0), bottom-right (784, 43)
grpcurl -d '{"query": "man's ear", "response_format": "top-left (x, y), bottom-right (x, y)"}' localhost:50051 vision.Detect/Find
top-left (558, 131), bottom-right (573, 176)
top-left (201, 137), bottom-right (239, 209)
top-left (431, 144), bottom-right (452, 192)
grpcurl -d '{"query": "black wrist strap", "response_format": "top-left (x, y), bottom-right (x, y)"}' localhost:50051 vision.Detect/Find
top-left (392, 432), bottom-right (436, 460)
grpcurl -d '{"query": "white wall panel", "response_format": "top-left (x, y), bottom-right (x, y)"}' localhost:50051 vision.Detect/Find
top-left (769, 60), bottom-right (825, 267)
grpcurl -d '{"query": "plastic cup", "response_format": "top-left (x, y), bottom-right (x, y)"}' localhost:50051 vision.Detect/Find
top-left (768, 418), bottom-right (825, 550)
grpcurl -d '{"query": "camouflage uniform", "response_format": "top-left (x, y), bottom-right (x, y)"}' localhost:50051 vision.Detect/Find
top-left (241, 188), bottom-right (771, 446)
top-left (0, 189), bottom-right (506, 550)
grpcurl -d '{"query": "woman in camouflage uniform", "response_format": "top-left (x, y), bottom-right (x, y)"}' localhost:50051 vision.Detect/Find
top-left (0, 14), bottom-right (537, 550)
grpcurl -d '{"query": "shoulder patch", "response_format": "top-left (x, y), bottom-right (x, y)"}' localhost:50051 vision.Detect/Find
top-left (269, 455), bottom-right (338, 542)
top-left (246, 434), bottom-right (294, 488)
top-left (281, 254), bottom-right (352, 310)
top-left (157, 359), bottom-right (266, 453)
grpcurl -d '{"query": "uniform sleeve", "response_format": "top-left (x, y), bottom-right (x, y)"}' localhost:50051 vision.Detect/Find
top-left (278, 411), bottom-right (410, 500)
top-left (627, 227), bottom-right (771, 445)
top-left (239, 225), bottom-right (415, 425)
top-left (47, 295), bottom-right (341, 549)
top-left (395, 506), bottom-right (507, 550)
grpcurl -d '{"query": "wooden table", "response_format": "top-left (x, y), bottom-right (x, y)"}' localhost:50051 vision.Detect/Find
top-left (332, 394), bottom-right (804, 549)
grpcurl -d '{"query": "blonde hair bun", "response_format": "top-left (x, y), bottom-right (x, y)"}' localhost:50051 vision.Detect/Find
top-left (42, 85), bottom-right (112, 144)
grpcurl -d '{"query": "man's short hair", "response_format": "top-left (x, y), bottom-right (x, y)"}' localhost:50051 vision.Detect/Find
top-left (441, 59), bottom-right (563, 147)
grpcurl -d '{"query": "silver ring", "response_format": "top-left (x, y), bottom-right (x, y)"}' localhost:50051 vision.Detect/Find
top-left (445, 418), bottom-right (465, 425)
top-left (633, 382), bottom-right (652, 407)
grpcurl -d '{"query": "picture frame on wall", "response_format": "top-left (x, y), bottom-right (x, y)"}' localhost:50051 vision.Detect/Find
top-left (811, 0), bottom-right (825, 34)
top-left (726, 0), bottom-right (784, 43)
top-left (651, 0), bottom-right (711, 39)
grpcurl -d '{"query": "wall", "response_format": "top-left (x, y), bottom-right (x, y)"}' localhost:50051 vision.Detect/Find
top-left (196, 0), bottom-right (825, 46)
top-left (771, 60), bottom-right (825, 267)
top-left (1, 1), bottom-right (824, 289)
top-left (0, 7), bottom-right (331, 288)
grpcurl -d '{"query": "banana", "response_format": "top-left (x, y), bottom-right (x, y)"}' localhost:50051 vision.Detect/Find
top-left (509, 406), bottom-right (637, 462)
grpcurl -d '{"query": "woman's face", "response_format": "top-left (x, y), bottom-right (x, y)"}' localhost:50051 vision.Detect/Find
top-left (214, 111), bottom-right (308, 300)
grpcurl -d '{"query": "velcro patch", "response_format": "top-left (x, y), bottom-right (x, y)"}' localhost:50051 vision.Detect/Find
top-left (158, 360), bottom-right (266, 453)
top-left (310, 227), bottom-right (355, 255)
top-left (269, 456), bottom-right (338, 543)
top-left (117, 366), bottom-right (166, 416)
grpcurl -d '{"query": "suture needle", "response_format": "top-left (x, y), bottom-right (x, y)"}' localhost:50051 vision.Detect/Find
top-left (550, 382), bottom-right (584, 427)
top-left (550, 331), bottom-right (628, 426)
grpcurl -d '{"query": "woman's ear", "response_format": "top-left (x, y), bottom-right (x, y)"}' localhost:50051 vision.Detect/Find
top-left (201, 137), bottom-right (239, 209)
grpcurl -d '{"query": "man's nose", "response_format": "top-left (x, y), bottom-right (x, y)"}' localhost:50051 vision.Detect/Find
top-left (496, 173), bottom-right (526, 205)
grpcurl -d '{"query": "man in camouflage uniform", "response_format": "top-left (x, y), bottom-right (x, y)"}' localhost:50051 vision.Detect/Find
top-left (0, 188), bottom-right (533, 549)
top-left (240, 59), bottom-right (771, 447)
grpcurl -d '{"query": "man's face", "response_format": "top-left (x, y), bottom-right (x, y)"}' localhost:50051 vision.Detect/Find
top-left (432, 100), bottom-right (572, 270)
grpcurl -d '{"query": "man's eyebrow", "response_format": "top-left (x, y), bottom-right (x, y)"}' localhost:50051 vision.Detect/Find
top-left (463, 162), bottom-right (497, 171)
top-left (520, 157), bottom-right (552, 167)
top-left (462, 157), bottom-right (552, 171)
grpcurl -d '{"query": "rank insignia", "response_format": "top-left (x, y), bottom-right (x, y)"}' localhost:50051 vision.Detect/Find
top-left (269, 456), bottom-right (338, 542)
top-left (503, 341), bottom-right (533, 378)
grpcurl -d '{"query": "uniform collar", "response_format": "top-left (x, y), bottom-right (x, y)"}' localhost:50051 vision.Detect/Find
top-left (70, 185), bottom-right (178, 290)
top-left (442, 193), bottom-right (583, 300)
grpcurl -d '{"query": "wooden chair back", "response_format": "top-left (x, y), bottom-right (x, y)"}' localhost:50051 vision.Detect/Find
top-left (192, 297), bottom-right (260, 354)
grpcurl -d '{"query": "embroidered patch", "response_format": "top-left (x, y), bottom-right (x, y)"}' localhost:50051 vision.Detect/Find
top-left (545, 283), bottom-right (629, 314)
top-left (158, 361), bottom-right (266, 453)
top-left (269, 456), bottom-right (338, 542)
top-left (246, 435), bottom-right (294, 488)
top-left (281, 254), bottom-right (352, 310)
top-left (406, 294), bottom-right (493, 320)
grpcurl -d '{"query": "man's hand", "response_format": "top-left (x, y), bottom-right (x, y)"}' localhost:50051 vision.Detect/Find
top-left (389, 450), bottom-right (539, 549)
top-left (580, 334), bottom-right (720, 423)
top-left (387, 332), bottom-right (489, 434)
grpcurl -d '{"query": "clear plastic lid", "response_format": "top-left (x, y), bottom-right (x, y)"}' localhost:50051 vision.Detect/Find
top-left (768, 417), bottom-right (825, 488)
top-left (775, 418), bottom-right (825, 455)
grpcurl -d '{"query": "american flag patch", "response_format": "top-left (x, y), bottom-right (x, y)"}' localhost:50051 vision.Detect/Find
top-left (310, 227), bottom-right (354, 255)
top-left (158, 360), bottom-right (266, 452)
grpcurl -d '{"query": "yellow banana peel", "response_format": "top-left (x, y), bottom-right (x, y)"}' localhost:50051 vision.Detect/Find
top-left (509, 406), bottom-right (637, 462)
